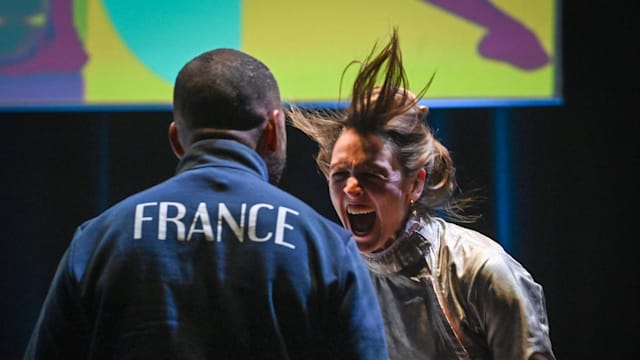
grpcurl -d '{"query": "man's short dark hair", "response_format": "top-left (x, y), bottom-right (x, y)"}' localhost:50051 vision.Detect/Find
top-left (173, 48), bottom-right (281, 131)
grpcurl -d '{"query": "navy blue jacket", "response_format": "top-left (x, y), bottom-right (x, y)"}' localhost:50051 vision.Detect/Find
top-left (25, 139), bottom-right (388, 360)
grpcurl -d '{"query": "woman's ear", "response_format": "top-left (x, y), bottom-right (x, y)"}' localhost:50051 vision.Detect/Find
top-left (168, 121), bottom-right (185, 158)
top-left (410, 168), bottom-right (427, 200)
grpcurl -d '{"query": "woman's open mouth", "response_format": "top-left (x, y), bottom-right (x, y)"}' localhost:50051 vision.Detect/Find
top-left (347, 206), bottom-right (376, 236)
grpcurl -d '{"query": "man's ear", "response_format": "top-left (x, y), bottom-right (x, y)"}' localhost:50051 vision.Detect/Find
top-left (168, 121), bottom-right (185, 158)
top-left (262, 110), bottom-right (282, 152)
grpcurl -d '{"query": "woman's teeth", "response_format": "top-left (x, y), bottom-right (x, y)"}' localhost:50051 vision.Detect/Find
top-left (347, 206), bottom-right (376, 235)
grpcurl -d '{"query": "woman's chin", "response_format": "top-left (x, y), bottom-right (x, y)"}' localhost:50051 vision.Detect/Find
top-left (353, 233), bottom-right (383, 253)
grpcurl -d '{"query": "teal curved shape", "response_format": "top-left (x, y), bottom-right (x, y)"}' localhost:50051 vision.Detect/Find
top-left (103, 0), bottom-right (241, 83)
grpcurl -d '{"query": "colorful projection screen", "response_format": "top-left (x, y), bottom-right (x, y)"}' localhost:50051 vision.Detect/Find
top-left (0, 0), bottom-right (560, 110)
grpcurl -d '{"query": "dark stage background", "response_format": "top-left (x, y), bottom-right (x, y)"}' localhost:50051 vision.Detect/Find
top-left (1, 2), bottom-right (637, 359)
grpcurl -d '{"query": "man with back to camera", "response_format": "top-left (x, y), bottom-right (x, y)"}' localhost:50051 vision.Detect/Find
top-left (23, 48), bottom-right (389, 359)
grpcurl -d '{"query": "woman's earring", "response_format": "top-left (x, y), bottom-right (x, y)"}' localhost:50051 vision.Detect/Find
top-left (410, 199), bottom-right (417, 216)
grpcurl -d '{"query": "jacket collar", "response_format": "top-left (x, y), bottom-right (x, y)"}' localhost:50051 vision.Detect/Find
top-left (175, 139), bottom-right (269, 182)
top-left (361, 216), bottom-right (441, 275)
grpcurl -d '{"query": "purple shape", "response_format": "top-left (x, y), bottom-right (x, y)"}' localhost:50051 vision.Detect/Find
top-left (424, 0), bottom-right (550, 70)
top-left (0, 73), bottom-right (84, 106)
top-left (1, 0), bottom-right (88, 75)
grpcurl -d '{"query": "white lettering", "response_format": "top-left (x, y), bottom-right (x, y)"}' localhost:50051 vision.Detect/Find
top-left (217, 203), bottom-right (245, 242)
top-left (248, 203), bottom-right (273, 242)
top-left (275, 207), bottom-right (298, 249)
top-left (159, 202), bottom-right (186, 240)
top-left (133, 201), bottom-right (298, 249)
top-left (187, 202), bottom-right (214, 241)
top-left (134, 202), bottom-right (157, 239)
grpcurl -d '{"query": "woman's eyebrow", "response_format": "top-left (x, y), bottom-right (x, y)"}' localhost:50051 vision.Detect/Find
top-left (329, 162), bottom-right (348, 171)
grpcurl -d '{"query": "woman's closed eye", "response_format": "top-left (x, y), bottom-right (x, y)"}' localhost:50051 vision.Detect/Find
top-left (330, 171), bottom-right (349, 182)
top-left (358, 172), bottom-right (387, 185)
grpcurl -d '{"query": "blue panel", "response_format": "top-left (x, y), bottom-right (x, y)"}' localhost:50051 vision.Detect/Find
top-left (493, 108), bottom-right (514, 253)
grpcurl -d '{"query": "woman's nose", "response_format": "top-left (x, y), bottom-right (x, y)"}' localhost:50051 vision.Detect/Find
top-left (344, 177), bottom-right (363, 196)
